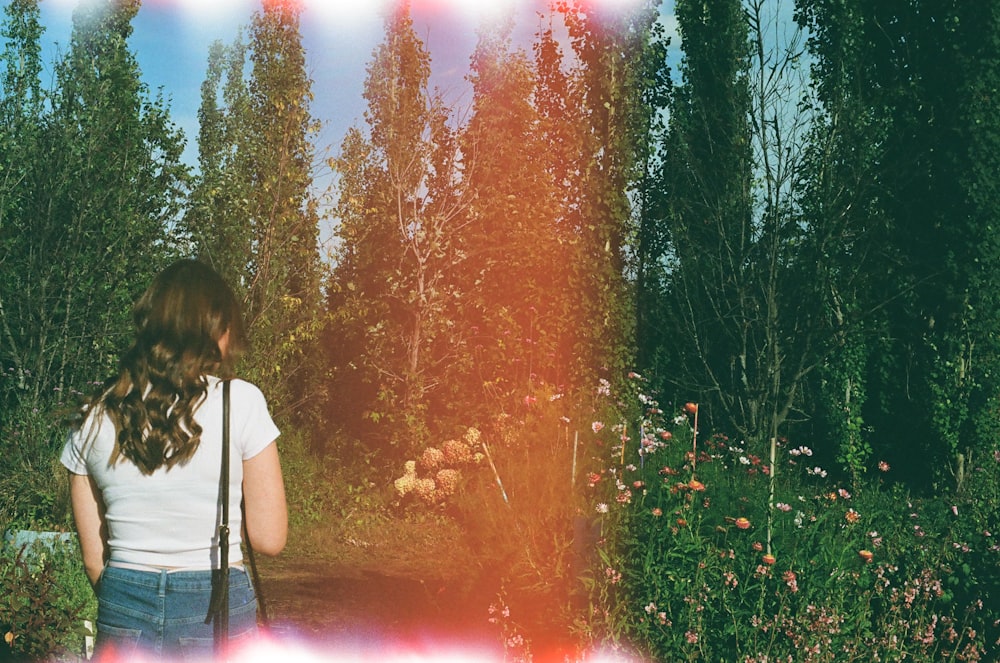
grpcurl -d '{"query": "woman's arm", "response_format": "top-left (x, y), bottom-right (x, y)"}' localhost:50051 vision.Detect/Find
top-left (242, 441), bottom-right (287, 556)
top-left (69, 472), bottom-right (108, 589)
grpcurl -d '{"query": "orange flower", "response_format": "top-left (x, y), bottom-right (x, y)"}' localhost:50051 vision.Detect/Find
top-left (858, 549), bottom-right (874, 563)
top-left (676, 518), bottom-right (688, 527)
top-left (762, 554), bottom-right (776, 565)
top-left (684, 402), bottom-right (699, 415)
top-left (734, 517), bottom-right (751, 530)
top-left (845, 508), bottom-right (860, 524)
top-left (651, 507), bottom-right (663, 517)
top-left (688, 478), bottom-right (706, 491)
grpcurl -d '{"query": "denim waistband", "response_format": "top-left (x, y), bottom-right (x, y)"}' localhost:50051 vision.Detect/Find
top-left (101, 564), bottom-right (252, 594)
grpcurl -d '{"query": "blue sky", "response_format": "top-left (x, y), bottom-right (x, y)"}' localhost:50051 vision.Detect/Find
top-left (32, 0), bottom-right (652, 168)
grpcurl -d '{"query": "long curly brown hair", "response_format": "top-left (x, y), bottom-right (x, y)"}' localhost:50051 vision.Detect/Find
top-left (86, 259), bottom-right (247, 474)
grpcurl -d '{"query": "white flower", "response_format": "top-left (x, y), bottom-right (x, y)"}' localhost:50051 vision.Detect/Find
top-left (596, 503), bottom-right (609, 514)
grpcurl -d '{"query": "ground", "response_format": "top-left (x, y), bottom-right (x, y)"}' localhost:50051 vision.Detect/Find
top-left (253, 515), bottom-right (508, 659)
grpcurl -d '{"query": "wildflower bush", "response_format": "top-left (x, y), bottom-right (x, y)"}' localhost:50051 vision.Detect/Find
top-left (578, 372), bottom-right (999, 661)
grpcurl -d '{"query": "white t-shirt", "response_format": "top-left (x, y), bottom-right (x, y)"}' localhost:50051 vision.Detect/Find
top-left (60, 376), bottom-right (280, 569)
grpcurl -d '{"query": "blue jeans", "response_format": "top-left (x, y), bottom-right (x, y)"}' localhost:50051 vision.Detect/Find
top-left (94, 565), bottom-right (258, 661)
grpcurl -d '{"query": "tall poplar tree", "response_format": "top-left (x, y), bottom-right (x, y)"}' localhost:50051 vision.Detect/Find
top-left (0, 0), bottom-right (45, 418)
top-left (798, 0), bottom-right (1000, 485)
top-left (328, 1), bottom-right (466, 456)
top-left (452, 17), bottom-right (570, 414)
top-left (654, 0), bottom-right (830, 455)
top-left (559, 0), bottom-right (664, 388)
top-left (187, 0), bottom-right (323, 423)
top-left (186, 37), bottom-right (254, 298)
top-left (657, 0), bottom-right (755, 435)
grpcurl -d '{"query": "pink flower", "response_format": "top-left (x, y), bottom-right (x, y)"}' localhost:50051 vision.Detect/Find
top-left (783, 570), bottom-right (798, 593)
top-left (878, 460), bottom-right (890, 472)
top-left (734, 517), bottom-right (751, 530)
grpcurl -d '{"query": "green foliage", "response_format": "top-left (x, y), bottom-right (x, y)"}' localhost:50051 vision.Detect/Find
top-left (279, 427), bottom-right (387, 554)
top-left (795, 0), bottom-right (1000, 486)
top-left (327, 2), bottom-right (468, 462)
top-left (0, 0), bottom-right (188, 423)
top-left (0, 536), bottom-right (96, 662)
top-left (0, 396), bottom-right (74, 532)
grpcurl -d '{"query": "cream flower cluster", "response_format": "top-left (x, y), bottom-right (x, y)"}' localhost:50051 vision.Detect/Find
top-left (394, 427), bottom-right (484, 505)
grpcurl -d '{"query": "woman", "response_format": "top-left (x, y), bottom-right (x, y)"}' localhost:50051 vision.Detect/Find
top-left (61, 259), bottom-right (287, 660)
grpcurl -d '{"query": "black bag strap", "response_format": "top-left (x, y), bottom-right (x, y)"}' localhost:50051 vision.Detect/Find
top-left (209, 380), bottom-right (232, 656)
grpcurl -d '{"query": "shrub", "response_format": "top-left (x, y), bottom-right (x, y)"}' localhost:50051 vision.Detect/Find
top-left (280, 427), bottom-right (387, 554)
top-left (0, 536), bottom-right (96, 662)
top-left (0, 399), bottom-right (74, 531)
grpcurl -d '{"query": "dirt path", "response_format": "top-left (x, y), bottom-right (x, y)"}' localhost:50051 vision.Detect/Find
top-left (251, 519), bottom-right (506, 658)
